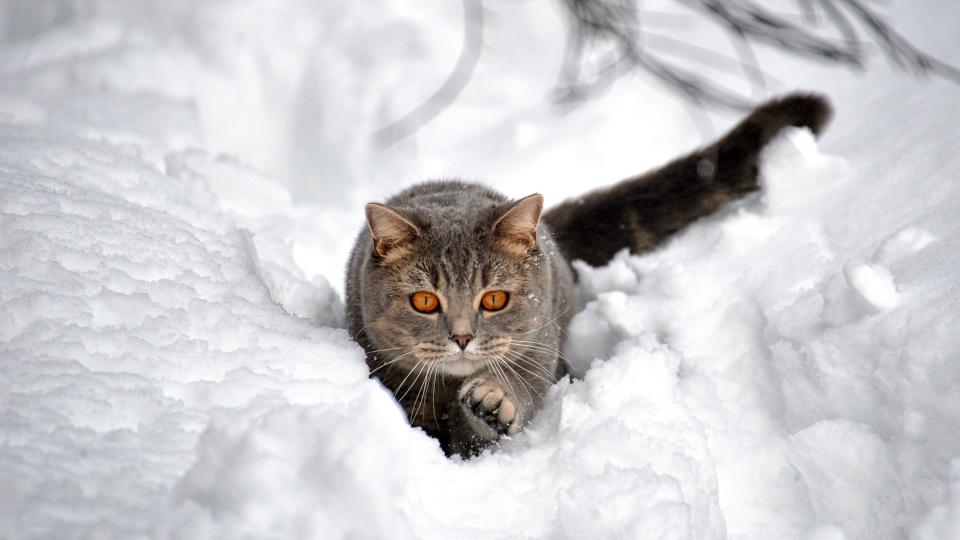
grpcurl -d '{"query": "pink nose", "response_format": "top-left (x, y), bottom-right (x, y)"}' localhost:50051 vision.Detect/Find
top-left (451, 335), bottom-right (473, 350)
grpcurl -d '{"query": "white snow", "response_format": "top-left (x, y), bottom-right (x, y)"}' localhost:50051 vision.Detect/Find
top-left (2, 1), bottom-right (960, 539)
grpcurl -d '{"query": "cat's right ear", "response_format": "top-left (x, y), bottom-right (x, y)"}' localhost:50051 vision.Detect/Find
top-left (493, 193), bottom-right (543, 255)
top-left (365, 203), bottom-right (420, 261)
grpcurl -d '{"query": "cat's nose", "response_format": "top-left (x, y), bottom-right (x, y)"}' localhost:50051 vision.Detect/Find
top-left (450, 334), bottom-right (473, 350)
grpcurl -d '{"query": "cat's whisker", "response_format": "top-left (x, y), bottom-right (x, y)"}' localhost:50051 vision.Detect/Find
top-left (509, 340), bottom-right (571, 361)
top-left (494, 355), bottom-right (539, 405)
top-left (412, 360), bottom-right (435, 424)
top-left (500, 350), bottom-right (556, 386)
top-left (409, 361), bottom-right (436, 423)
top-left (510, 348), bottom-right (567, 365)
top-left (502, 350), bottom-right (557, 381)
top-left (514, 305), bottom-right (573, 337)
top-left (394, 359), bottom-right (427, 404)
top-left (422, 360), bottom-right (440, 422)
top-left (410, 361), bottom-right (426, 422)
top-left (508, 343), bottom-right (572, 368)
top-left (520, 358), bottom-right (559, 382)
top-left (508, 361), bottom-right (554, 385)
top-left (365, 345), bottom-right (409, 355)
top-left (502, 346), bottom-right (558, 376)
top-left (485, 357), bottom-right (503, 388)
top-left (500, 356), bottom-right (537, 409)
top-left (508, 338), bottom-right (564, 349)
top-left (510, 350), bottom-right (570, 374)
top-left (510, 365), bottom-right (553, 390)
top-left (352, 319), bottom-right (380, 341)
top-left (485, 358), bottom-right (508, 397)
top-left (429, 360), bottom-right (441, 426)
top-left (489, 358), bottom-right (525, 410)
top-left (368, 349), bottom-right (416, 376)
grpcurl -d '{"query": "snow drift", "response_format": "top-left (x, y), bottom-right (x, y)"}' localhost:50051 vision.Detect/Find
top-left (1, 1), bottom-right (959, 539)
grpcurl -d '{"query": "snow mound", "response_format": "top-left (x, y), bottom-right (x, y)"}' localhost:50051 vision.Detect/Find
top-left (568, 128), bottom-right (960, 539)
top-left (171, 335), bottom-right (723, 539)
top-left (0, 125), bottom-right (364, 538)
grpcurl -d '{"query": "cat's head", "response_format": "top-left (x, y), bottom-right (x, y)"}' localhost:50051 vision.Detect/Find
top-left (359, 193), bottom-right (557, 377)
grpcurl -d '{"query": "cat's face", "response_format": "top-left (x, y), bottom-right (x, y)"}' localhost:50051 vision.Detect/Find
top-left (360, 195), bottom-right (557, 377)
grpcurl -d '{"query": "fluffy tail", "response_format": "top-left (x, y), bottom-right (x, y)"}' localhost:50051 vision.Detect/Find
top-left (542, 93), bottom-right (832, 267)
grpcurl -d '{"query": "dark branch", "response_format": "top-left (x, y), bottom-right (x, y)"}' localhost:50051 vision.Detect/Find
top-left (556, 0), bottom-right (960, 110)
top-left (372, 0), bottom-right (485, 149)
top-left (372, 0), bottom-right (960, 146)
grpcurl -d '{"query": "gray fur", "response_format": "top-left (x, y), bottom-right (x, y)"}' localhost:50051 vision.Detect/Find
top-left (346, 181), bottom-right (575, 455)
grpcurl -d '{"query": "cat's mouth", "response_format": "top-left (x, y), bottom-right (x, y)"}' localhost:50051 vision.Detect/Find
top-left (411, 347), bottom-right (492, 377)
top-left (435, 354), bottom-right (486, 376)
top-left (410, 341), bottom-right (514, 377)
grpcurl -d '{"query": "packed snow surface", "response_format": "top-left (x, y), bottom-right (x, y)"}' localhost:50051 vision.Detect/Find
top-left (1, 1), bottom-right (959, 539)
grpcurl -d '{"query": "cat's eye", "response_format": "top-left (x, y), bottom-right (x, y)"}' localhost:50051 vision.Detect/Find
top-left (481, 290), bottom-right (509, 312)
top-left (410, 291), bottom-right (440, 314)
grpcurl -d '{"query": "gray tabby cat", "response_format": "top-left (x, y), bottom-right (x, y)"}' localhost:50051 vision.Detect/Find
top-left (346, 93), bottom-right (831, 456)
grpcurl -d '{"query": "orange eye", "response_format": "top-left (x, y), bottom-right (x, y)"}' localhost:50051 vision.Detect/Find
top-left (411, 291), bottom-right (440, 313)
top-left (481, 290), bottom-right (509, 312)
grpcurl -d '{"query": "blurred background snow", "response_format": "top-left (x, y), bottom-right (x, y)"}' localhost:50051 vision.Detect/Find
top-left (1, 0), bottom-right (959, 538)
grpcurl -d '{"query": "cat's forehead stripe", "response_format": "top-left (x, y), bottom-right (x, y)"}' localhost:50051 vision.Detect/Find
top-left (408, 264), bottom-right (434, 288)
top-left (442, 257), bottom-right (471, 288)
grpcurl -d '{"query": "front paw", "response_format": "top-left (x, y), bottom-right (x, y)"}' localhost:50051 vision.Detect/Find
top-left (458, 377), bottom-right (521, 438)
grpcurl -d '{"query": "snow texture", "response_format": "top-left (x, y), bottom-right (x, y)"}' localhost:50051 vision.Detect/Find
top-left (1, 1), bottom-right (959, 539)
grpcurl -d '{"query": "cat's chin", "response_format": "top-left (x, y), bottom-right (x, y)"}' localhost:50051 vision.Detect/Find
top-left (436, 356), bottom-right (487, 377)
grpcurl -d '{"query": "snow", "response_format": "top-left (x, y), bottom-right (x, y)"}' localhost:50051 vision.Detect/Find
top-left (2, 1), bottom-right (960, 539)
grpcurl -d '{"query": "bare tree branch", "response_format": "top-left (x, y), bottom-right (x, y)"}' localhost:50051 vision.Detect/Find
top-left (557, 0), bottom-right (960, 110)
top-left (819, 0), bottom-right (861, 61)
top-left (372, 0), bottom-right (960, 146)
top-left (372, 0), bottom-right (484, 149)
top-left (837, 0), bottom-right (960, 81)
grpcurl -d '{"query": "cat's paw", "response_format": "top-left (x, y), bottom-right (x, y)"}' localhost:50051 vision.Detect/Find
top-left (458, 377), bottom-right (521, 439)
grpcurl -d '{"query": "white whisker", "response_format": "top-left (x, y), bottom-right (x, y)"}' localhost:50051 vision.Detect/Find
top-left (495, 355), bottom-right (540, 405)
top-left (369, 349), bottom-right (416, 376)
top-left (395, 359), bottom-right (427, 404)
top-left (501, 350), bottom-right (555, 386)
top-left (514, 305), bottom-right (573, 336)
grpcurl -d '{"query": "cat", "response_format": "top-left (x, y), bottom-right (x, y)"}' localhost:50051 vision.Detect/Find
top-left (346, 93), bottom-right (831, 456)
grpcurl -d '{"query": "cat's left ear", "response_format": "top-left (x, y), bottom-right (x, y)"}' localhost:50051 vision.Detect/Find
top-left (494, 193), bottom-right (543, 253)
top-left (366, 203), bottom-right (420, 261)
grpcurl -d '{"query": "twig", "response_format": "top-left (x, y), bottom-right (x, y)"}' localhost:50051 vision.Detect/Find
top-left (372, 0), bottom-right (485, 149)
top-left (372, 0), bottom-right (960, 146)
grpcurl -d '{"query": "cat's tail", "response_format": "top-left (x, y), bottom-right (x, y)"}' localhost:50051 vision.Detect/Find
top-left (541, 92), bottom-right (832, 268)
